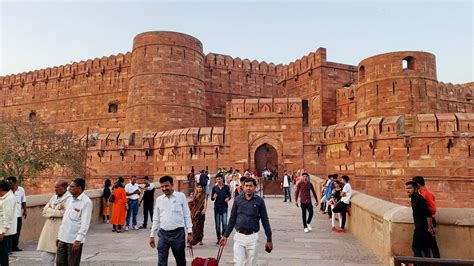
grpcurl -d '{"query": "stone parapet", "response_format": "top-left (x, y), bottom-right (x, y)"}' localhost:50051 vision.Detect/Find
top-left (310, 176), bottom-right (474, 265)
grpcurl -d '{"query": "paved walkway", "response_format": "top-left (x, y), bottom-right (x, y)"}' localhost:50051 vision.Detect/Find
top-left (11, 197), bottom-right (381, 265)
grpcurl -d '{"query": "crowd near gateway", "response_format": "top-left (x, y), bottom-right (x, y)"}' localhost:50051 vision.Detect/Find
top-left (0, 166), bottom-right (442, 265)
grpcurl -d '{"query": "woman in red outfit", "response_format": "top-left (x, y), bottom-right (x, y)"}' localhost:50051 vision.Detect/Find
top-left (110, 179), bottom-right (127, 233)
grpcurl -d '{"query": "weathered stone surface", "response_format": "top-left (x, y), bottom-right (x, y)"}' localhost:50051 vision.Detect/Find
top-left (1, 31), bottom-right (473, 208)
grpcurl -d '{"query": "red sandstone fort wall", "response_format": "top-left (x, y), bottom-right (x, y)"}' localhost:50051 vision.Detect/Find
top-left (125, 31), bottom-right (207, 134)
top-left (306, 113), bottom-right (474, 208)
top-left (336, 52), bottom-right (474, 131)
top-left (203, 53), bottom-right (281, 127)
top-left (277, 48), bottom-right (357, 127)
top-left (0, 53), bottom-right (131, 135)
top-left (1, 31), bottom-right (473, 208)
top-left (226, 98), bottom-right (304, 173)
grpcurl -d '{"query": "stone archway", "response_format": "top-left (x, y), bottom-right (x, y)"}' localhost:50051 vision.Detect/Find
top-left (249, 136), bottom-right (284, 196)
top-left (254, 143), bottom-right (278, 176)
top-left (249, 135), bottom-right (283, 178)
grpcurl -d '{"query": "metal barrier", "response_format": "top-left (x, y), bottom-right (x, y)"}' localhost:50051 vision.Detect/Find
top-left (393, 256), bottom-right (474, 266)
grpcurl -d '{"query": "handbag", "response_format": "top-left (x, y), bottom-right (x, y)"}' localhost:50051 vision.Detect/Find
top-left (108, 194), bottom-right (115, 203)
top-left (332, 201), bottom-right (345, 213)
top-left (189, 245), bottom-right (224, 266)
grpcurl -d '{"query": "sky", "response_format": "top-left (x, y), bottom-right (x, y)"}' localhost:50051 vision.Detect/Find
top-left (0, 0), bottom-right (473, 84)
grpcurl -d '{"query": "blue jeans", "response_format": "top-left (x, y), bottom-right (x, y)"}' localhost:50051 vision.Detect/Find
top-left (214, 209), bottom-right (228, 240)
top-left (126, 199), bottom-right (139, 226)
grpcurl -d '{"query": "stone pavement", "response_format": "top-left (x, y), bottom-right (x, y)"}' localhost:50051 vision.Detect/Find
top-left (11, 196), bottom-right (381, 265)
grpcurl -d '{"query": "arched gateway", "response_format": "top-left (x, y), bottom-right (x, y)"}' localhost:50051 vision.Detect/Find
top-left (254, 143), bottom-right (278, 176)
top-left (249, 138), bottom-right (284, 196)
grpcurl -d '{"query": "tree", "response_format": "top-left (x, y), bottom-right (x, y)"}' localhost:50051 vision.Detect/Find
top-left (0, 117), bottom-right (86, 185)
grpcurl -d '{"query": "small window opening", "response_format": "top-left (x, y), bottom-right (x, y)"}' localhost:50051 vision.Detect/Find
top-left (108, 103), bottom-right (118, 113)
top-left (359, 65), bottom-right (365, 81)
top-left (402, 56), bottom-right (415, 70)
top-left (302, 100), bottom-right (309, 126)
top-left (29, 111), bottom-right (37, 121)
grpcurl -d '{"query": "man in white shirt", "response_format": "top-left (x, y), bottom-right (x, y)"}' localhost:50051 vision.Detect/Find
top-left (125, 176), bottom-right (141, 231)
top-left (149, 175), bottom-right (192, 266)
top-left (6, 176), bottom-right (26, 252)
top-left (332, 175), bottom-right (352, 233)
top-left (56, 178), bottom-right (93, 266)
top-left (0, 180), bottom-right (17, 266)
top-left (282, 171), bottom-right (292, 202)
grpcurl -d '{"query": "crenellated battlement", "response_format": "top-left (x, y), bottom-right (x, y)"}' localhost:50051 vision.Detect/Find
top-left (89, 126), bottom-right (229, 152)
top-left (277, 48), bottom-right (327, 82)
top-left (312, 113), bottom-right (474, 145)
top-left (205, 53), bottom-right (281, 75)
top-left (228, 97), bottom-right (303, 118)
top-left (437, 81), bottom-right (474, 104)
top-left (276, 48), bottom-right (356, 84)
top-left (0, 52), bottom-right (131, 88)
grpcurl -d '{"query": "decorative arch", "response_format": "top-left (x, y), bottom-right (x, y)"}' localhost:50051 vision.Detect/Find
top-left (402, 56), bottom-right (415, 70)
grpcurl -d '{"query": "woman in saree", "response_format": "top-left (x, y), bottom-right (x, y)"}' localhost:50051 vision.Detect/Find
top-left (110, 179), bottom-right (127, 233)
top-left (188, 183), bottom-right (208, 245)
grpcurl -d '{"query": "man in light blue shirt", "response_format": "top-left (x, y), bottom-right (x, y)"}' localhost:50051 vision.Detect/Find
top-left (149, 176), bottom-right (192, 266)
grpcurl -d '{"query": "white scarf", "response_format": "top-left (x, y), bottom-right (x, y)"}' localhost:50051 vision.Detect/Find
top-left (52, 191), bottom-right (71, 209)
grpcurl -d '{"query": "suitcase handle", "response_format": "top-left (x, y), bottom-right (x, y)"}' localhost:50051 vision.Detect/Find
top-left (188, 244), bottom-right (225, 263)
top-left (216, 245), bottom-right (224, 262)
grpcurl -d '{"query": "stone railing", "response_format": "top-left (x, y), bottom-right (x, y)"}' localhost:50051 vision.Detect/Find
top-left (310, 176), bottom-right (474, 265)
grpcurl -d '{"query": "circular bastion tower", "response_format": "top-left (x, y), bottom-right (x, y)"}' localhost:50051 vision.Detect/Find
top-left (355, 51), bottom-right (437, 130)
top-left (125, 31), bottom-right (207, 134)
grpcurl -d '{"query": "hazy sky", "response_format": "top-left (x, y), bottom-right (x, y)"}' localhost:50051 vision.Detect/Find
top-left (1, 0), bottom-right (473, 83)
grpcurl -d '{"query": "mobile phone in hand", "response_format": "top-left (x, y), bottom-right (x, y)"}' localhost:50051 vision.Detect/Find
top-left (265, 246), bottom-right (271, 253)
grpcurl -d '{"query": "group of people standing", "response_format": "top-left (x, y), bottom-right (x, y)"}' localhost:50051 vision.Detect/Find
top-left (0, 169), bottom-right (443, 266)
top-left (405, 176), bottom-right (440, 258)
top-left (101, 175), bottom-right (156, 233)
top-left (32, 178), bottom-right (92, 266)
top-left (319, 174), bottom-right (352, 233)
top-left (0, 176), bottom-right (27, 266)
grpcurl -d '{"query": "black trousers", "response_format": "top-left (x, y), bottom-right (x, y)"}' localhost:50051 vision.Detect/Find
top-left (412, 229), bottom-right (431, 258)
top-left (0, 235), bottom-right (10, 266)
top-left (332, 202), bottom-right (348, 229)
top-left (11, 217), bottom-right (21, 250)
top-left (429, 218), bottom-right (440, 258)
top-left (143, 202), bottom-right (154, 227)
top-left (283, 187), bottom-right (291, 202)
top-left (301, 203), bottom-right (313, 228)
top-left (56, 241), bottom-right (83, 266)
top-left (157, 228), bottom-right (186, 266)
